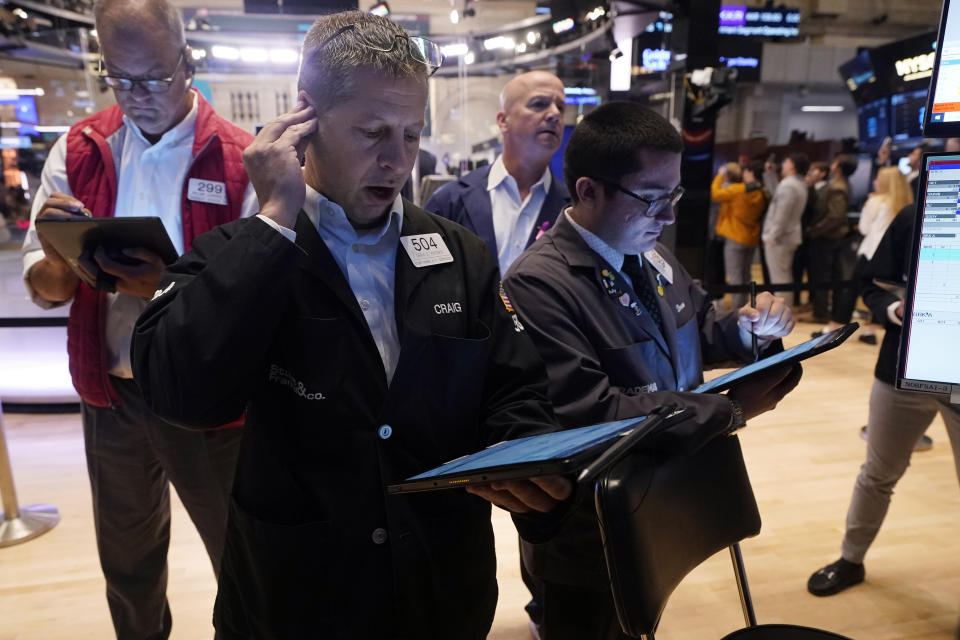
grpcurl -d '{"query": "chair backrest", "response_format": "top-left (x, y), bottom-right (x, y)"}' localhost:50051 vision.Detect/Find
top-left (418, 174), bottom-right (456, 207)
top-left (594, 434), bottom-right (762, 638)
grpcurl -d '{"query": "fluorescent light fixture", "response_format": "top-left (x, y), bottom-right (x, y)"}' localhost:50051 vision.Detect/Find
top-left (269, 48), bottom-right (299, 64)
top-left (585, 6), bottom-right (605, 21)
top-left (464, 51), bottom-right (475, 65)
top-left (368, 2), bottom-right (390, 16)
top-left (526, 31), bottom-right (539, 45)
top-left (801, 105), bottom-right (844, 112)
top-left (441, 43), bottom-right (469, 57)
top-left (564, 87), bottom-right (597, 95)
top-left (211, 45), bottom-right (240, 60)
top-left (0, 88), bottom-right (44, 97)
top-left (0, 122), bottom-right (20, 128)
top-left (483, 36), bottom-right (516, 51)
top-left (450, 9), bottom-right (460, 24)
top-left (240, 48), bottom-right (269, 63)
top-left (552, 18), bottom-right (575, 34)
top-left (34, 125), bottom-right (71, 133)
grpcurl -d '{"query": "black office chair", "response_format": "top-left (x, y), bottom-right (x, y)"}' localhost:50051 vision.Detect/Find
top-left (594, 434), bottom-right (851, 640)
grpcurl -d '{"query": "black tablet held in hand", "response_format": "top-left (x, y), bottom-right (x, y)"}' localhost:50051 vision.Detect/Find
top-left (694, 322), bottom-right (859, 394)
top-left (36, 216), bottom-right (179, 268)
top-left (387, 408), bottom-right (692, 495)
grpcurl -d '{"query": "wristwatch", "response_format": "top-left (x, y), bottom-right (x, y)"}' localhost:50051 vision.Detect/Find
top-left (727, 398), bottom-right (746, 434)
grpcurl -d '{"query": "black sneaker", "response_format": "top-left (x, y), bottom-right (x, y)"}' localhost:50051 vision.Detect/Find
top-left (807, 558), bottom-right (865, 596)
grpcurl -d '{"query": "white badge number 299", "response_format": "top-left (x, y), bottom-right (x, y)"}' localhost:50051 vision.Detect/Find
top-left (187, 178), bottom-right (228, 206)
top-left (400, 233), bottom-right (454, 268)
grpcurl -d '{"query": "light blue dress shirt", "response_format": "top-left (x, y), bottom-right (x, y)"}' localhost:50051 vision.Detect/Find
top-left (301, 185), bottom-right (404, 383)
top-left (564, 209), bottom-right (641, 288)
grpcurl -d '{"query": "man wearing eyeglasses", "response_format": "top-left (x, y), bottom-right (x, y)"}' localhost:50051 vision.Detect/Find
top-left (503, 102), bottom-right (800, 639)
top-left (130, 10), bottom-right (572, 639)
top-left (20, 0), bottom-right (256, 637)
top-left (426, 70), bottom-right (569, 275)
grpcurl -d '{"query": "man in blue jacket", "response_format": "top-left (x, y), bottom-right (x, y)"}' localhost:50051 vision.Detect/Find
top-left (426, 70), bottom-right (569, 274)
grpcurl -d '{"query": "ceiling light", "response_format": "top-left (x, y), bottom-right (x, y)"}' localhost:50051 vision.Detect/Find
top-left (801, 105), bottom-right (844, 112)
top-left (269, 48), bottom-right (299, 64)
top-left (191, 48), bottom-right (207, 60)
top-left (464, 51), bottom-right (475, 65)
top-left (240, 48), bottom-right (269, 63)
top-left (552, 18), bottom-right (575, 34)
top-left (585, 6), bottom-right (605, 21)
top-left (526, 31), bottom-right (539, 45)
top-left (211, 45), bottom-right (240, 60)
top-left (441, 43), bottom-right (469, 57)
top-left (450, 9), bottom-right (460, 24)
top-left (483, 36), bottom-right (516, 51)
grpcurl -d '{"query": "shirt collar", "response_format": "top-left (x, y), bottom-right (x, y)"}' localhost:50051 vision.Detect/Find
top-left (564, 208), bottom-right (628, 272)
top-left (303, 182), bottom-right (404, 245)
top-left (487, 155), bottom-right (552, 194)
top-left (122, 92), bottom-right (198, 150)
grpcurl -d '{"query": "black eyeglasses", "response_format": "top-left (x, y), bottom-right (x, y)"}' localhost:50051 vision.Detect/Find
top-left (319, 23), bottom-right (444, 76)
top-left (593, 177), bottom-right (685, 218)
top-left (98, 50), bottom-right (188, 93)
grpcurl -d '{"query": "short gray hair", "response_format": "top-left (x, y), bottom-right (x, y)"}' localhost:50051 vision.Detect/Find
top-left (299, 11), bottom-right (427, 113)
top-left (94, 0), bottom-right (186, 50)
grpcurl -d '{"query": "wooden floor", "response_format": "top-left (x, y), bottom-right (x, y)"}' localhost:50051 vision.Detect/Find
top-left (2, 319), bottom-right (959, 640)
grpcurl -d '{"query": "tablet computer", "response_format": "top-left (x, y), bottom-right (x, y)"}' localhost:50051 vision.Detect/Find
top-left (693, 322), bottom-right (859, 394)
top-left (387, 409), bottom-right (690, 495)
top-left (36, 216), bottom-right (179, 269)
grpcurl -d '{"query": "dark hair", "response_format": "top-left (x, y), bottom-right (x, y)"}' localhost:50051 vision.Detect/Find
top-left (788, 152), bottom-right (810, 177)
top-left (834, 153), bottom-right (857, 178)
top-left (810, 161), bottom-right (829, 176)
top-left (744, 160), bottom-right (764, 181)
top-left (564, 101), bottom-right (682, 202)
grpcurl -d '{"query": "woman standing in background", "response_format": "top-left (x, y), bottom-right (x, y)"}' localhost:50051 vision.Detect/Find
top-left (817, 166), bottom-right (913, 343)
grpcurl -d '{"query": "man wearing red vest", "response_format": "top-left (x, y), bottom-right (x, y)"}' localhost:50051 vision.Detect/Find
top-left (20, 0), bottom-right (255, 637)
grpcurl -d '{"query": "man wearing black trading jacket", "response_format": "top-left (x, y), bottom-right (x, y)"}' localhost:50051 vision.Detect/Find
top-left (131, 12), bottom-right (573, 638)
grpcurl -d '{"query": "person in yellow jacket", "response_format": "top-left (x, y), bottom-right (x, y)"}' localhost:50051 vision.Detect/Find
top-left (712, 159), bottom-right (770, 308)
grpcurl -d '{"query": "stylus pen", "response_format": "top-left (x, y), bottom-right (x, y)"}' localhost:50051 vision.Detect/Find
top-left (576, 404), bottom-right (683, 486)
top-left (749, 281), bottom-right (759, 362)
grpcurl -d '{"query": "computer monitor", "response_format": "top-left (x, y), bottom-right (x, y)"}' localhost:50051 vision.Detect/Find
top-left (891, 89), bottom-right (927, 141)
top-left (898, 152), bottom-right (960, 394)
top-left (925, 0), bottom-right (960, 135)
top-left (858, 97), bottom-right (890, 149)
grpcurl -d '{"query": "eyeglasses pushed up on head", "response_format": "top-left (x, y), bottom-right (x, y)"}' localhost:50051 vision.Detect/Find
top-left (318, 23), bottom-right (444, 76)
top-left (98, 49), bottom-right (188, 93)
top-left (592, 177), bottom-right (685, 218)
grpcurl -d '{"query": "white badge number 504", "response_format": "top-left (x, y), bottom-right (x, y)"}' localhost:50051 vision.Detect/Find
top-left (400, 233), bottom-right (454, 268)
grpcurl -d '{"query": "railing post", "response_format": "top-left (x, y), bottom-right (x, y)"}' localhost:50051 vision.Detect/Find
top-left (0, 399), bottom-right (60, 547)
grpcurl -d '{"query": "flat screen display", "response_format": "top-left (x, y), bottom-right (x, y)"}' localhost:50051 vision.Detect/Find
top-left (925, 0), bottom-right (960, 135)
top-left (899, 152), bottom-right (960, 391)
top-left (838, 50), bottom-right (882, 106)
top-left (891, 89), bottom-right (928, 141)
top-left (858, 97), bottom-right (890, 148)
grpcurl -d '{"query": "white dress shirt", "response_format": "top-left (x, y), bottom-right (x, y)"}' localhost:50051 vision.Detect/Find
top-left (22, 96), bottom-right (259, 378)
top-left (488, 155), bottom-right (551, 275)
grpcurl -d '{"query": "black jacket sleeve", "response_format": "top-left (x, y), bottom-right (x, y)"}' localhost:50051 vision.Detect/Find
top-left (132, 217), bottom-right (302, 429)
top-left (503, 269), bottom-right (736, 454)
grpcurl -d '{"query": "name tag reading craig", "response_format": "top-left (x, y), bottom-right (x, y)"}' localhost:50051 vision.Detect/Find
top-left (400, 233), bottom-right (454, 267)
top-left (187, 178), bottom-right (228, 206)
